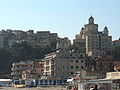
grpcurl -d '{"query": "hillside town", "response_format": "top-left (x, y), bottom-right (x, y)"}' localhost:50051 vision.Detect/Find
top-left (0, 16), bottom-right (120, 90)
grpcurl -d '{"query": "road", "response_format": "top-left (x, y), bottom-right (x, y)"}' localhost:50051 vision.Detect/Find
top-left (0, 86), bottom-right (66, 90)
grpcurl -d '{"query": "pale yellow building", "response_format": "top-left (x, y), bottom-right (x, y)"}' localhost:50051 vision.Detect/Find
top-left (74, 16), bottom-right (112, 56)
top-left (75, 70), bottom-right (103, 80)
top-left (43, 52), bottom-right (85, 79)
top-left (106, 72), bottom-right (120, 79)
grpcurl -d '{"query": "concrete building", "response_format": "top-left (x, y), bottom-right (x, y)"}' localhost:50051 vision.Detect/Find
top-left (57, 37), bottom-right (71, 52)
top-left (43, 52), bottom-right (85, 79)
top-left (11, 60), bottom-right (45, 79)
top-left (73, 38), bottom-right (85, 53)
top-left (112, 39), bottom-right (120, 48)
top-left (22, 61), bottom-right (45, 79)
top-left (0, 35), bottom-right (8, 48)
top-left (74, 16), bottom-right (112, 56)
top-left (109, 62), bottom-right (120, 83)
top-left (114, 61), bottom-right (120, 72)
top-left (49, 33), bottom-right (58, 41)
top-left (105, 64), bottom-right (120, 88)
top-left (0, 29), bottom-right (59, 48)
top-left (36, 31), bottom-right (58, 47)
top-left (95, 55), bottom-right (114, 74)
top-left (75, 70), bottom-right (104, 80)
top-left (11, 61), bottom-right (34, 79)
top-left (88, 49), bottom-right (106, 57)
top-left (33, 61), bottom-right (44, 75)
top-left (36, 31), bottom-right (51, 47)
top-left (106, 72), bottom-right (120, 79)
top-left (26, 30), bottom-right (37, 47)
top-left (85, 56), bottom-right (96, 72)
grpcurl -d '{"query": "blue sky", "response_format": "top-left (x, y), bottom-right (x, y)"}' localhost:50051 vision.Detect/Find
top-left (0, 0), bottom-right (119, 40)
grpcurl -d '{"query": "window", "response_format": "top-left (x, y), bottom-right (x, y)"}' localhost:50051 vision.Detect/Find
top-left (71, 60), bottom-right (73, 62)
top-left (40, 64), bottom-right (43, 67)
top-left (76, 60), bottom-right (79, 63)
top-left (81, 66), bottom-right (84, 69)
top-left (80, 55), bottom-right (83, 58)
top-left (41, 69), bottom-right (44, 71)
top-left (81, 60), bottom-right (83, 63)
top-left (100, 62), bottom-right (102, 66)
top-left (76, 66), bottom-right (79, 69)
top-left (46, 66), bottom-right (49, 71)
top-left (71, 66), bottom-right (73, 69)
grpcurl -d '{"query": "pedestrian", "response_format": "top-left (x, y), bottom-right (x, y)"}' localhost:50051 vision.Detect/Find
top-left (93, 84), bottom-right (99, 90)
top-left (90, 85), bottom-right (94, 90)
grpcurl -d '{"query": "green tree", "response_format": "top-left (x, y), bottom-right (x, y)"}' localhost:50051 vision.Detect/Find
top-left (11, 42), bottom-right (35, 61)
top-left (0, 48), bottom-right (14, 73)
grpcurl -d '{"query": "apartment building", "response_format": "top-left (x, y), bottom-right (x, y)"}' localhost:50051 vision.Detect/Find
top-left (74, 16), bottom-right (112, 56)
top-left (75, 70), bottom-right (104, 80)
top-left (85, 56), bottom-right (96, 71)
top-left (0, 29), bottom-right (59, 48)
top-left (95, 55), bottom-right (114, 73)
top-left (43, 52), bottom-right (85, 79)
top-left (0, 35), bottom-right (8, 48)
top-left (35, 31), bottom-right (58, 47)
top-left (11, 61), bottom-right (34, 79)
top-left (57, 37), bottom-right (71, 52)
top-left (11, 60), bottom-right (45, 79)
top-left (26, 30), bottom-right (37, 47)
top-left (112, 39), bottom-right (120, 48)
top-left (22, 61), bottom-right (45, 79)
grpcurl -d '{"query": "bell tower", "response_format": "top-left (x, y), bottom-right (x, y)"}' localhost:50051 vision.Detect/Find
top-left (88, 16), bottom-right (94, 24)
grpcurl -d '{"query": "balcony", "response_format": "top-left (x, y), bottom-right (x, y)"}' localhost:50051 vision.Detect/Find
top-left (11, 67), bottom-right (28, 71)
top-left (11, 72), bottom-right (21, 75)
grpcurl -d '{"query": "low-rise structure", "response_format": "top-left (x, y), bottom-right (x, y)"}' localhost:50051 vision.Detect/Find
top-left (70, 70), bottom-right (104, 81)
top-left (88, 49), bottom-right (106, 57)
top-left (57, 37), bottom-right (71, 52)
top-left (11, 61), bottom-right (33, 79)
top-left (112, 39), bottom-right (120, 48)
top-left (11, 60), bottom-right (45, 79)
top-left (95, 55), bottom-right (114, 73)
top-left (106, 72), bottom-right (120, 79)
top-left (22, 61), bottom-right (45, 79)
